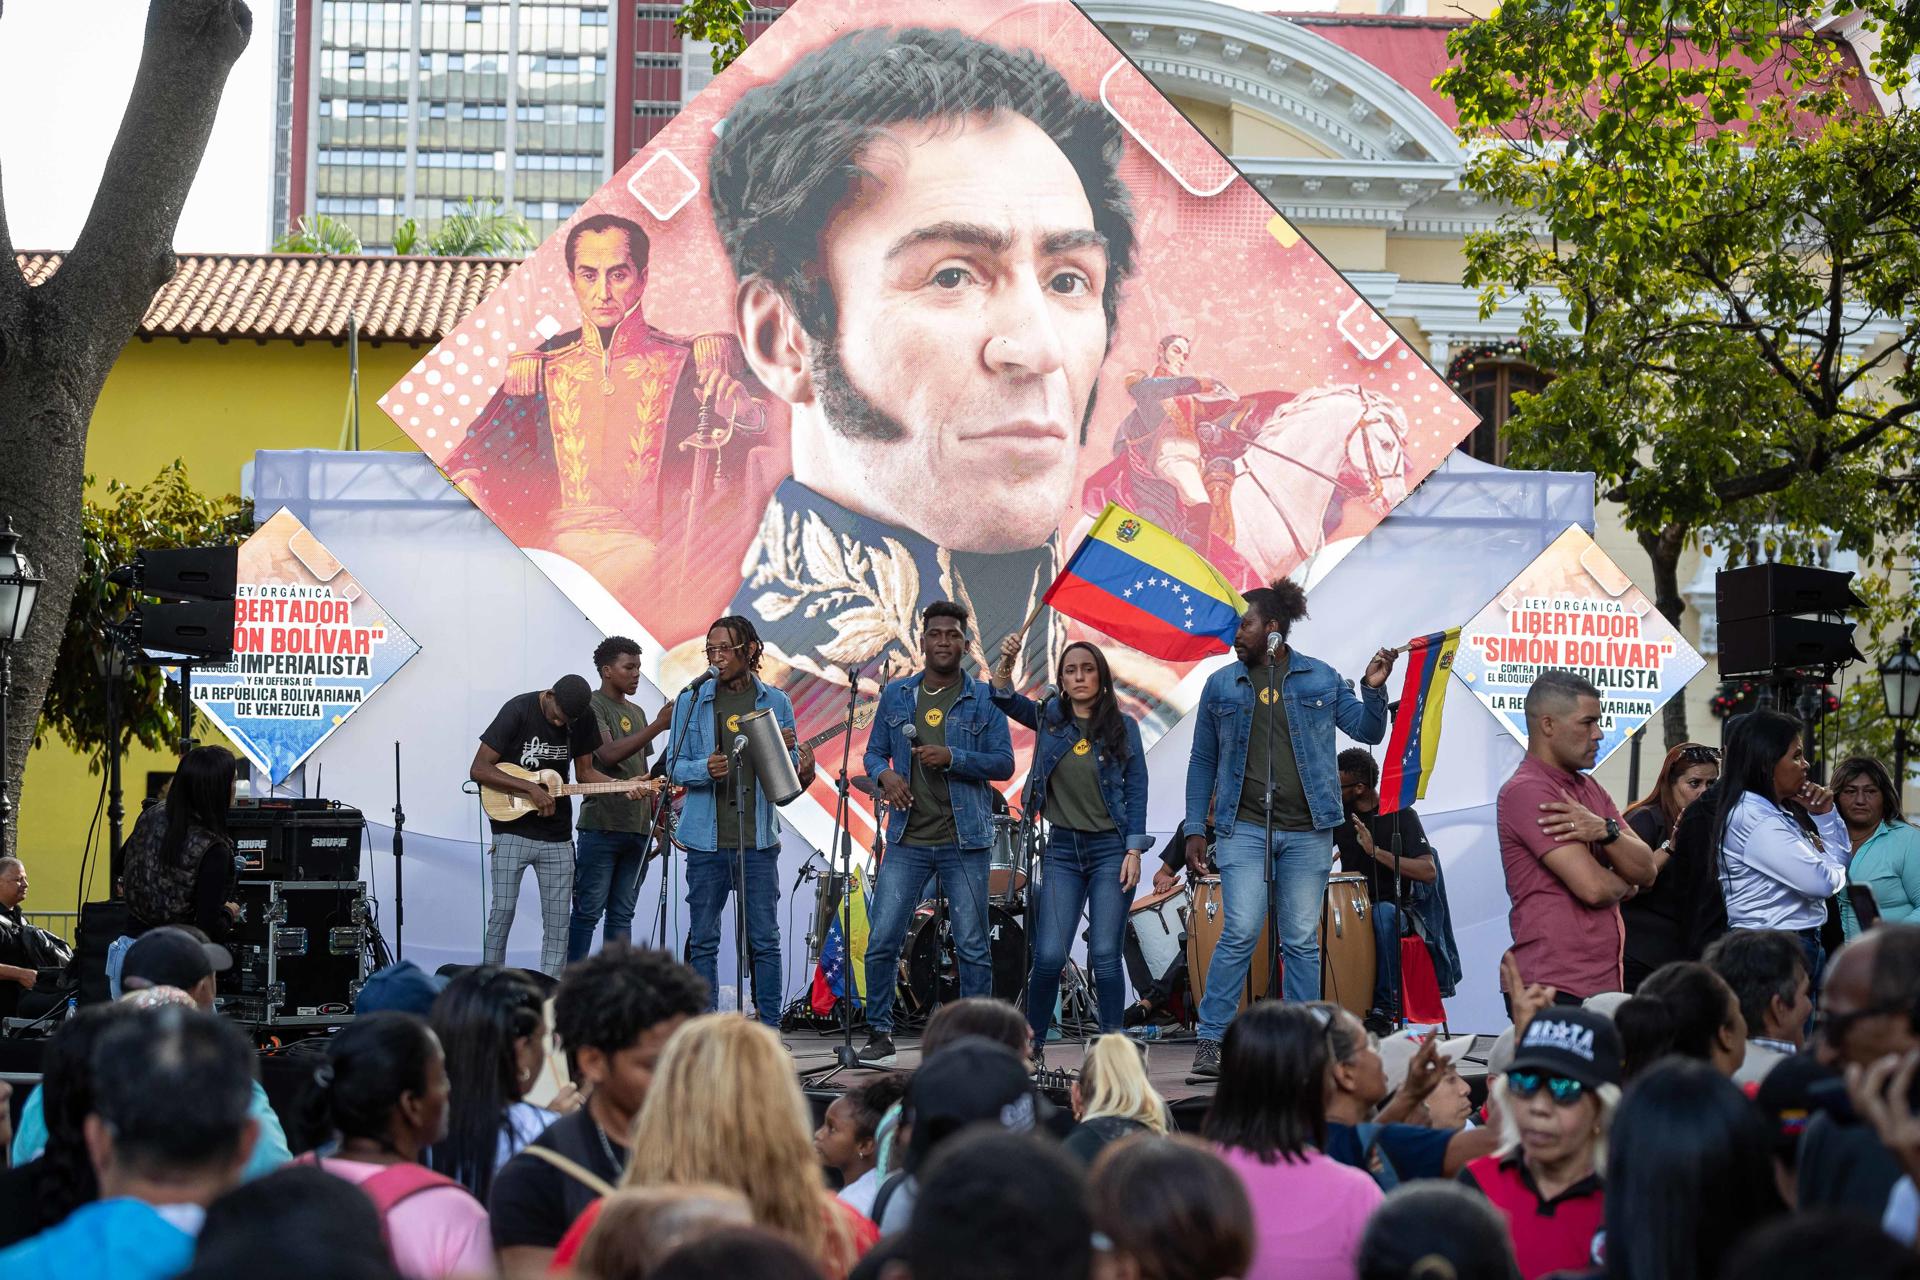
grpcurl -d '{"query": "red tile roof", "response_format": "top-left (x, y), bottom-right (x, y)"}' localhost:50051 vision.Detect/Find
top-left (11, 252), bottom-right (516, 344)
top-left (1286, 13), bottom-right (1881, 136)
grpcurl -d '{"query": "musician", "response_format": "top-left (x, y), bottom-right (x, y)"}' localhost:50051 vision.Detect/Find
top-left (1335, 747), bottom-right (1438, 1036)
top-left (991, 634), bottom-right (1148, 1053)
top-left (1183, 579), bottom-right (1395, 1081)
top-left (856, 602), bottom-right (1015, 1066)
top-left (0, 858), bottom-right (34, 1018)
top-left (568, 636), bottom-right (675, 963)
top-left (471, 674), bottom-right (647, 977)
top-left (667, 615), bottom-right (813, 1028)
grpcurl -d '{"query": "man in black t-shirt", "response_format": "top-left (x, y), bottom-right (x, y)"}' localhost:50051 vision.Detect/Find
top-left (1335, 747), bottom-right (1436, 1034)
top-left (488, 944), bottom-right (709, 1271)
top-left (470, 674), bottom-right (649, 975)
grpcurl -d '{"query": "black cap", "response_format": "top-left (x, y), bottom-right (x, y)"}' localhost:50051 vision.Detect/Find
top-left (122, 925), bottom-right (232, 992)
top-left (1507, 1008), bottom-right (1622, 1090)
top-left (905, 1037), bottom-right (1052, 1172)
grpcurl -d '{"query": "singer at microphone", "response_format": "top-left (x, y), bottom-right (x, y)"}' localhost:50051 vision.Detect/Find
top-left (1177, 578), bottom-right (1397, 1083)
top-left (990, 632), bottom-right (1152, 1053)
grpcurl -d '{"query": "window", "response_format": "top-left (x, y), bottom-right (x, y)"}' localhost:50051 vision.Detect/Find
top-left (449, 52), bottom-right (465, 70)
top-left (428, 101), bottom-right (448, 118)
top-left (347, 51), bottom-right (366, 69)
top-left (465, 4), bottom-right (483, 20)
top-left (581, 7), bottom-right (609, 24)
top-left (1455, 357), bottom-right (1551, 465)
top-left (462, 102), bottom-right (507, 119)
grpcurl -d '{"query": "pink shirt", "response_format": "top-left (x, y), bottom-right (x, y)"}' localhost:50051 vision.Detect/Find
top-left (321, 1157), bottom-right (495, 1280)
top-left (1498, 755), bottom-right (1626, 997)
top-left (1219, 1146), bottom-right (1382, 1280)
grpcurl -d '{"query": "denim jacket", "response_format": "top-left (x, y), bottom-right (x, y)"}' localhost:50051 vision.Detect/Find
top-left (667, 675), bottom-right (797, 852)
top-left (863, 673), bottom-right (1014, 850)
top-left (1184, 649), bottom-right (1388, 837)
top-left (990, 687), bottom-right (1150, 852)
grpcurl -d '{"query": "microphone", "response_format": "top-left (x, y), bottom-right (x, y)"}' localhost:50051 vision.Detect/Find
top-left (732, 733), bottom-right (750, 757)
top-left (685, 664), bottom-right (719, 695)
top-left (791, 850), bottom-right (825, 892)
top-left (901, 722), bottom-right (919, 743)
top-left (1266, 631), bottom-right (1282, 657)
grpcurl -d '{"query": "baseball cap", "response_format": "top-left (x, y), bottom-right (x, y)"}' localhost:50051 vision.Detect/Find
top-left (122, 926), bottom-right (232, 992)
top-left (905, 1037), bottom-right (1054, 1173)
top-left (356, 961), bottom-right (449, 1017)
top-left (1379, 1031), bottom-right (1477, 1095)
top-left (1506, 1008), bottom-right (1623, 1090)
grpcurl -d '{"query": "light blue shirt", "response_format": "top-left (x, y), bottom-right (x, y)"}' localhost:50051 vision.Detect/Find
top-left (0, 1197), bottom-right (200, 1280)
top-left (11, 1078), bottom-right (290, 1180)
top-left (1846, 820), bottom-right (1920, 937)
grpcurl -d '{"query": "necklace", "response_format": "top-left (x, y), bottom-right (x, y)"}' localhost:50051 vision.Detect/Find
top-left (591, 1114), bottom-right (627, 1174)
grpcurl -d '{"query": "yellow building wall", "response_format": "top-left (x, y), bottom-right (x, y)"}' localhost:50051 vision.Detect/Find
top-left (13, 337), bottom-right (428, 934)
top-left (1169, 94), bottom-right (1234, 153)
top-left (1385, 237), bottom-right (1473, 285)
top-left (1229, 107), bottom-right (1338, 159)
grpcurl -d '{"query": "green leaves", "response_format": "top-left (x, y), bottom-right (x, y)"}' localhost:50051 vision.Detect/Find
top-left (273, 214), bottom-right (363, 255)
top-left (422, 200), bottom-right (536, 257)
top-left (673, 0), bottom-right (751, 74)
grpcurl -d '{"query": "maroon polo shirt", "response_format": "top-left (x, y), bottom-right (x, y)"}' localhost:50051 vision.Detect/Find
top-left (1497, 755), bottom-right (1626, 998)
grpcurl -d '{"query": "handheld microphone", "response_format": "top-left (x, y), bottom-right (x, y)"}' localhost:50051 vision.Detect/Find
top-left (901, 722), bottom-right (919, 743)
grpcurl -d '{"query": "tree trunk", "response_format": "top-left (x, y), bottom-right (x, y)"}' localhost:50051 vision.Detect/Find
top-left (0, 0), bottom-right (251, 856)
top-left (1637, 523), bottom-right (1691, 750)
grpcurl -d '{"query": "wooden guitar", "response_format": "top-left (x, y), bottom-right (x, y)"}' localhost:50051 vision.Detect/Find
top-left (482, 762), bottom-right (666, 824)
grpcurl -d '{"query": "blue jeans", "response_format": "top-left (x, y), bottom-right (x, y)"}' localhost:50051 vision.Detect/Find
top-left (864, 843), bottom-right (992, 1035)
top-left (1029, 828), bottom-right (1135, 1041)
top-left (1196, 825), bottom-right (1335, 1042)
top-left (568, 830), bottom-right (649, 962)
top-left (1371, 900), bottom-right (1400, 1015)
top-left (685, 847), bottom-right (783, 1027)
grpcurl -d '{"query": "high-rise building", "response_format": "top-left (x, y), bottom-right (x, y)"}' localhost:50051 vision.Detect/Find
top-left (276, 0), bottom-right (619, 251)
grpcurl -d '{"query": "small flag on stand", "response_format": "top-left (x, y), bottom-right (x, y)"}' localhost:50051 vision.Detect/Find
top-left (1041, 504), bottom-right (1247, 662)
top-left (809, 866), bottom-right (871, 1016)
top-left (1377, 628), bottom-right (1461, 815)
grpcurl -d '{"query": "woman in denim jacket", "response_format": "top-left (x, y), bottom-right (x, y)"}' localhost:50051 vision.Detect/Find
top-left (991, 635), bottom-right (1150, 1054)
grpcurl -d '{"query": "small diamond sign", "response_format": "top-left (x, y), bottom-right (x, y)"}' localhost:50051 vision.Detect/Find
top-left (191, 509), bottom-right (421, 785)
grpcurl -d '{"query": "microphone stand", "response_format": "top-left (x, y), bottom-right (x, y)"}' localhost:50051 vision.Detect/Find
top-left (732, 731), bottom-right (752, 1022)
top-left (1262, 637), bottom-right (1281, 1005)
top-left (392, 741), bottom-right (406, 962)
top-left (1017, 690), bottom-right (1050, 1025)
top-left (804, 665), bottom-right (869, 1083)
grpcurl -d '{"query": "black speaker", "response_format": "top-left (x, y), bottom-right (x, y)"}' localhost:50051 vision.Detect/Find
top-left (132, 546), bottom-right (239, 603)
top-left (128, 600), bottom-right (236, 661)
top-left (1718, 615), bottom-right (1863, 677)
top-left (1717, 563), bottom-right (1863, 623)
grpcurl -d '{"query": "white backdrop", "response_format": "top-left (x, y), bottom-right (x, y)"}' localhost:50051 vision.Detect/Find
top-left (253, 449), bottom-right (1594, 1030)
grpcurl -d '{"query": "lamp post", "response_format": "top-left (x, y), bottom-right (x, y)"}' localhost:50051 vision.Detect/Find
top-left (1882, 632), bottom-right (1920, 809)
top-left (0, 519), bottom-right (46, 849)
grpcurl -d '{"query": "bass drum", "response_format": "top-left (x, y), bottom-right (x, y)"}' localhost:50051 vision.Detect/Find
top-left (1320, 873), bottom-right (1376, 1019)
top-left (1185, 876), bottom-right (1270, 1016)
top-left (898, 900), bottom-right (1026, 1013)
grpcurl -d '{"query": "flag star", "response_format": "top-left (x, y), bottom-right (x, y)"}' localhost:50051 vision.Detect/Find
top-left (1122, 588), bottom-right (1133, 598)
top-left (1134, 580), bottom-right (1144, 592)
top-left (1185, 606), bottom-right (1194, 616)
top-left (1182, 618), bottom-right (1194, 629)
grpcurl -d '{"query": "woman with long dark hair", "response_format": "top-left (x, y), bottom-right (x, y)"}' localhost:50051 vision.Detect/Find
top-left (1603, 1058), bottom-right (1783, 1280)
top-left (1835, 755), bottom-right (1920, 933)
top-left (992, 635), bottom-right (1149, 1050)
top-left (426, 965), bottom-right (555, 1202)
top-left (0, 1004), bottom-right (132, 1247)
top-left (301, 1011), bottom-right (490, 1279)
top-left (1088, 1135), bottom-right (1254, 1280)
top-left (1202, 1003), bottom-right (1381, 1278)
top-left (1714, 711), bottom-right (1848, 990)
top-left (122, 745), bottom-right (240, 940)
top-left (1620, 743), bottom-right (1721, 988)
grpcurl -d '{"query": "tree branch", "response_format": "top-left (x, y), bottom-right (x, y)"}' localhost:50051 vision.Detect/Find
top-left (50, 0), bottom-right (251, 349)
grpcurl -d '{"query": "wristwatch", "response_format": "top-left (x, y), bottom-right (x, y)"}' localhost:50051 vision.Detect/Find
top-left (1600, 817), bottom-right (1621, 846)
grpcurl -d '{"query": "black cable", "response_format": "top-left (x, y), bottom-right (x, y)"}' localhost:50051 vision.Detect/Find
top-left (74, 760), bottom-right (109, 920)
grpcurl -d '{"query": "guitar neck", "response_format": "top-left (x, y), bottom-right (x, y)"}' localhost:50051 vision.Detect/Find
top-left (554, 780), bottom-right (653, 798)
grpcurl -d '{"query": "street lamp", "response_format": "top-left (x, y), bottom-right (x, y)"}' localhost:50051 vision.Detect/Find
top-left (1881, 631), bottom-right (1920, 807)
top-left (0, 518), bottom-right (45, 846)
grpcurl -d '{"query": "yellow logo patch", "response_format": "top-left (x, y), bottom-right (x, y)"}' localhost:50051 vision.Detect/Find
top-left (620, 716), bottom-right (633, 732)
top-left (726, 714), bottom-right (742, 734)
top-left (924, 707), bottom-right (944, 728)
top-left (1258, 687), bottom-right (1278, 706)
top-left (1072, 739), bottom-right (1092, 756)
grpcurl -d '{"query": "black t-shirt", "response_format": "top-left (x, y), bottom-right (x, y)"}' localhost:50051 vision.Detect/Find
top-left (487, 1107), bottom-right (626, 1252)
top-left (1622, 796), bottom-right (1727, 983)
top-left (1333, 807), bottom-right (1432, 906)
top-left (481, 692), bottom-right (600, 843)
top-left (0, 1158), bottom-right (53, 1248)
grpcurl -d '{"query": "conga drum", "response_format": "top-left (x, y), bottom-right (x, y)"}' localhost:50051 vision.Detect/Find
top-left (1319, 873), bottom-right (1376, 1018)
top-left (1185, 875), bottom-right (1270, 1016)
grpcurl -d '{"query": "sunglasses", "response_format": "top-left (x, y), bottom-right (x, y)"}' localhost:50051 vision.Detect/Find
top-left (1506, 1070), bottom-right (1590, 1105)
top-left (1678, 745), bottom-right (1722, 764)
top-left (1811, 1002), bottom-right (1908, 1044)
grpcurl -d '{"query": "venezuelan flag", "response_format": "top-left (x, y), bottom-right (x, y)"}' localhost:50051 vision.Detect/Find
top-left (808, 865), bottom-right (871, 1015)
top-left (1377, 628), bottom-right (1462, 815)
top-left (1042, 504), bottom-right (1247, 662)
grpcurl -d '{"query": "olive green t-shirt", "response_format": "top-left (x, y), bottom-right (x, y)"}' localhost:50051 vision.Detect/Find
top-left (1045, 717), bottom-right (1116, 833)
top-left (577, 690), bottom-right (653, 833)
top-left (902, 681), bottom-right (963, 847)
top-left (713, 685), bottom-right (761, 850)
top-left (1237, 679), bottom-right (1313, 831)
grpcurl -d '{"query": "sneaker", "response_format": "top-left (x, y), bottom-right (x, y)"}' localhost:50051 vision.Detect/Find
top-left (1190, 1038), bottom-right (1222, 1080)
top-left (1364, 1009), bottom-right (1396, 1038)
top-left (858, 1033), bottom-right (897, 1067)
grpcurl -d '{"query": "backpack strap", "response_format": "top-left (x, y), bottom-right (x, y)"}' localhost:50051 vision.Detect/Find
top-left (360, 1162), bottom-right (471, 1217)
top-left (522, 1144), bottom-right (618, 1198)
top-left (868, 1170), bottom-right (908, 1227)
